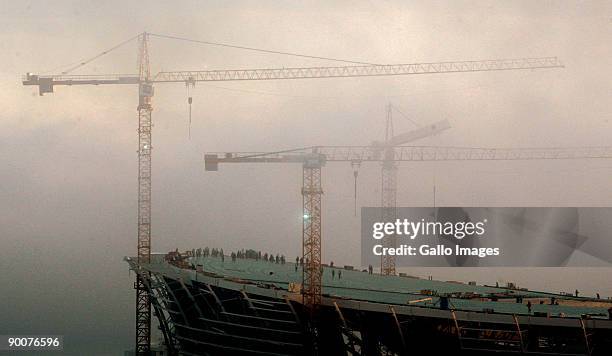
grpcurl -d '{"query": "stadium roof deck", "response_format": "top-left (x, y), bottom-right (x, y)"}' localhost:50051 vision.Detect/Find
top-left (189, 256), bottom-right (611, 319)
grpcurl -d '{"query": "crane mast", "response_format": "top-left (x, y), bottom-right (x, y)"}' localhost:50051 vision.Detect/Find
top-left (377, 105), bottom-right (452, 275)
top-left (302, 154), bottom-right (325, 306)
top-left (381, 104), bottom-right (398, 275)
top-left (135, 32), bottom-right (153, 355)
top-left (22, 32), bottom-right (564, 353)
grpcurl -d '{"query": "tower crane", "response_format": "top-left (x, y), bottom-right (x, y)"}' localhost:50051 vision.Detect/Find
top-left (22, 31), bottom-right (563, 354)
top-left (371, 107), bottom-right (451, 275)
top-left (205, 145), bottom-right (612, 306)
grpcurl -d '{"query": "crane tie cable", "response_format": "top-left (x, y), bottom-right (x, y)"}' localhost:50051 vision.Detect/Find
top-left (149, 32), bottom-right (379, 66)
top-left (390, 103), bottom-right (420, 127)
top-left (59, 33), bottom-right (141, 75)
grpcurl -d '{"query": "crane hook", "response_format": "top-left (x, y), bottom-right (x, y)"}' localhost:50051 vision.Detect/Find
top-left (186, 77), bottom-right (195, 140)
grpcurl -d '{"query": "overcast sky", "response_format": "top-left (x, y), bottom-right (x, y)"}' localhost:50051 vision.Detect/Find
top-left (1, 1), bottom-right (611, 354)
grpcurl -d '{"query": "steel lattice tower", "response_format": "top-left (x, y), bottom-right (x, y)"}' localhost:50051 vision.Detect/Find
top-left (135, 32), bottom-right (153, 355)
top-left (381, 104), bottom-right (398, 275)
top-left (380, 159), bottom-right (398, 275)
top-left (302, 154), bottom-right (324, 306)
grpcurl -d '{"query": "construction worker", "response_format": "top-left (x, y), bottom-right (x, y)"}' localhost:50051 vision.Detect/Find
top-left (331, 269), bottom-right (335, 279)
top-left (527, 301), bottom-right (532, 314)
top-left (338, 270), bottom-right (342, 279)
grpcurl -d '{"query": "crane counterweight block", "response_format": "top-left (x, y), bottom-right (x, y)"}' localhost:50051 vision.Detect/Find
top-left (22, 74), bottom-right (53, 95)
top-left (204, 154), bottom-right (219, 171)
top-left (39, 78), bottom-right (53, 95)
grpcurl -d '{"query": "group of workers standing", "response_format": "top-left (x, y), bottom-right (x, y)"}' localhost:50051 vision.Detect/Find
top-left (230, 249), bottom-right (286, 264)
top-left (192, 247), bottom-right (222, 258)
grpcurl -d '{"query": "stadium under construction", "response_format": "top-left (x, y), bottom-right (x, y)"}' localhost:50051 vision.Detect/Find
top-left (126, 251), bottom-right (612, 356)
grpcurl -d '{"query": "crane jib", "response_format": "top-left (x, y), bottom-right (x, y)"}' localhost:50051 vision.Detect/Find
top-left (22, 57), bottom-right (563, 95)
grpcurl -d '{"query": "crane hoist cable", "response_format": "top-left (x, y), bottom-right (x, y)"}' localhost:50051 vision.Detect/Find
top-left (351, 160), bottom-right (361, 216)
top-left (433, 169), bottom-right (438, 222)
top-left (186, 78), bottom-right (195, 140)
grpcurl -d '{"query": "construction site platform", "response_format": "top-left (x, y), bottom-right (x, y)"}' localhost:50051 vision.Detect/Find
top-left (187, 255), bottom-right (612, 319)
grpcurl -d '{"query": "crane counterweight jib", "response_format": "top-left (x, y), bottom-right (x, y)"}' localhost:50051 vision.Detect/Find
top-left (22, 73), bottom-right (140, 95)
